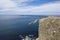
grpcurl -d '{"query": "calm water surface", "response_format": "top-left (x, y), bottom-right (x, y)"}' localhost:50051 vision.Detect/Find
top-left (0, 15), bottom-right (47, 40)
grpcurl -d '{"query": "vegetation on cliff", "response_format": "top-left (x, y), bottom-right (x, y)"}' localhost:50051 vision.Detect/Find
top-left (39, 16), bottom-right (60, 40)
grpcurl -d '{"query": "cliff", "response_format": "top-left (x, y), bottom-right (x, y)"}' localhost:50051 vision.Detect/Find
top-left (39, 16), bottom-right (60, 40)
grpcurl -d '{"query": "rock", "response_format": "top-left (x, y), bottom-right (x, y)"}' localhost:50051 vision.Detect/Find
top-left (28, 19), bottom-right (38, 25)
top-left (39, 16), bottom-right (60, 40)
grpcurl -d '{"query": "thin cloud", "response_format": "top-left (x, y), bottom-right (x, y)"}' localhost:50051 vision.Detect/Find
top-left (0, 0), bottom-right (34, 9)
top-left (3, 1), bottom-right (60, 12)
top-left (12, 0), bottom-right (34, 6)
top-left (0, 0), bottom-right (60, 15)
top-left (0, 0), bottom-right (17, 9)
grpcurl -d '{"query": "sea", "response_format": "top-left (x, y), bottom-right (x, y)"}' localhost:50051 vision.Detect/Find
top-left (0, 15), bottom-right (47, 40)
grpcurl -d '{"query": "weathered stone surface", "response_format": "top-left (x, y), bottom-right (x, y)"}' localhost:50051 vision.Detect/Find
top-left (39, 16), bottom-right (60, 40)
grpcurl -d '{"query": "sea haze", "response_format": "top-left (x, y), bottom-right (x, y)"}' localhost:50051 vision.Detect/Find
top-left (0, 15), bottom-right (47, 40)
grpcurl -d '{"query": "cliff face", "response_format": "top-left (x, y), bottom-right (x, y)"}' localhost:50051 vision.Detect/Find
top-left (39, 16), bottom-right (60, 40)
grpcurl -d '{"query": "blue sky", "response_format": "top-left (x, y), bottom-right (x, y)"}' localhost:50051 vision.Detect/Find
top-left (0, 0), bottom-right (60, 15)
top-left (26, 0), bottom-right (58, 6)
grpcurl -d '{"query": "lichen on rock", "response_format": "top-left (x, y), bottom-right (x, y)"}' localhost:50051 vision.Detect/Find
top-left (39, 16), bottom-right (60, 40)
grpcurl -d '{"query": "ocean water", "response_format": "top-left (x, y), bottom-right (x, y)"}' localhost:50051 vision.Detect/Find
top-left (0, 15), bottom-right (47, 40)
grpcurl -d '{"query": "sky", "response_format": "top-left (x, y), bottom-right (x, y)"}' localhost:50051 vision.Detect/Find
top-left (0, 0), bottom-right (60, 15)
